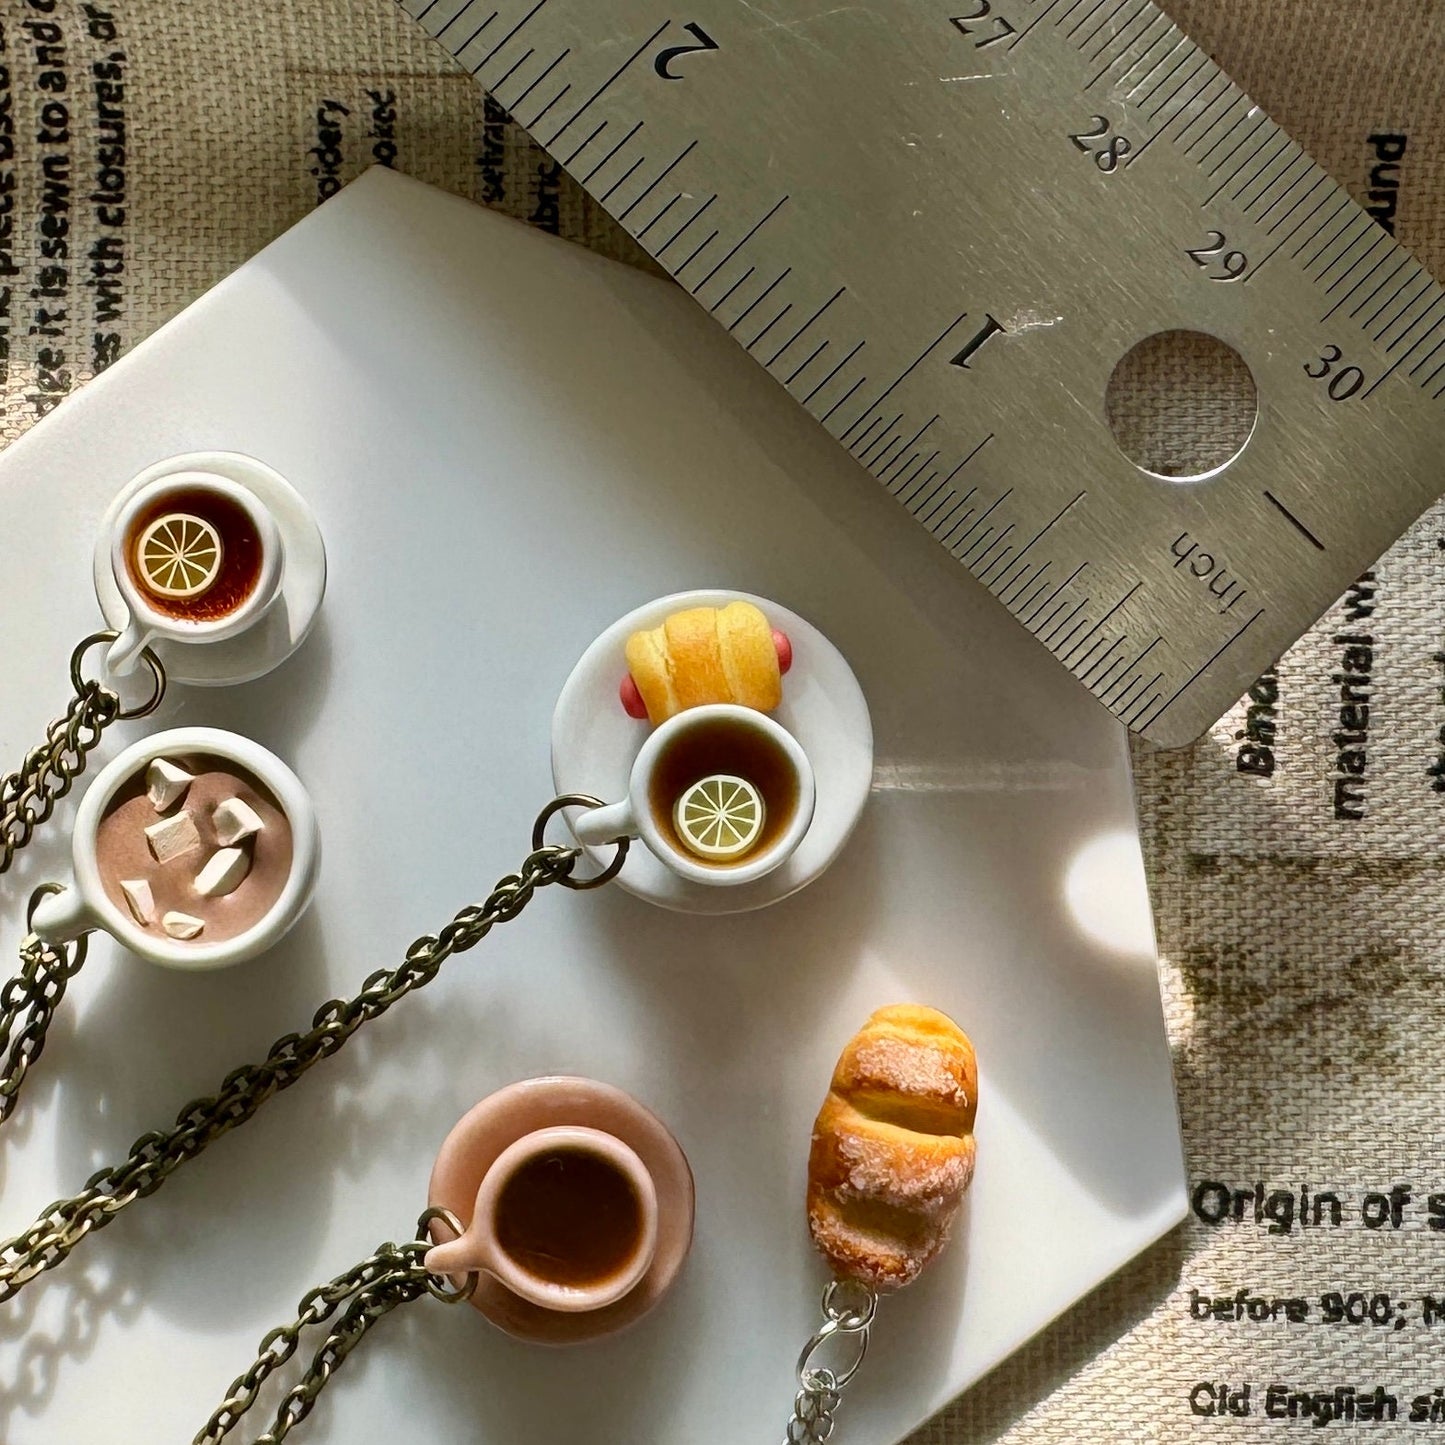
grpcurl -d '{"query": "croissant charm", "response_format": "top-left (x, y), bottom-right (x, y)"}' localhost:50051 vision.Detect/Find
top-left (807, 1004), bottom-right (978, 1291)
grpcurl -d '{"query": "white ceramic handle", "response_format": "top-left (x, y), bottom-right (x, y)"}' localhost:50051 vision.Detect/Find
top-left (104, 614), bottom-right (155, 676)
top-left (28, 886), bottom-right (97, 945)
top-left (573, 799), bottom-right (637, 848)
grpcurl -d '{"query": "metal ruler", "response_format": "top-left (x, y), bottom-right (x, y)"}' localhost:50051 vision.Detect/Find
top-left (401, 0), bottom-right (1445, 746)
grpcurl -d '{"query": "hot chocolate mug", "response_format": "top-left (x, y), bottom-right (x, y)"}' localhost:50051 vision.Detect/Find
top-left (29, 726), bottom-right (319, 971)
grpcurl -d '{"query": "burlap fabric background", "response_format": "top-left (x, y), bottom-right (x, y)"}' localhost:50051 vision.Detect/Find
top-left (3, 1), bottom-right (1444, 1439)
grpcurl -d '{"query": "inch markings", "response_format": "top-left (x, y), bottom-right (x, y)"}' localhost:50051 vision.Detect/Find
top-left (402, 0), bottom-right (1445, 747)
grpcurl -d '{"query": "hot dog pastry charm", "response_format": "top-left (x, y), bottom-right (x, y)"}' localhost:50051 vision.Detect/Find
top-left (785, 1004), bottom-right (978, 1442)
top-left (618, 599), bottom-right (792, 723)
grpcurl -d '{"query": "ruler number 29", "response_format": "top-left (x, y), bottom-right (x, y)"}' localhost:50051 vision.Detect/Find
top-left (1186, 231), bottom-right (1249, 283)
top-left (1305, 345), bottom-right (1367, 401)
top-left (1068, 116), bottom-right (1131, 173)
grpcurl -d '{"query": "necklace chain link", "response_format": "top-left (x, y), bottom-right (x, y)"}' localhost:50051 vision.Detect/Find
top-left (0, 800), bottom-right (624, 1302)
top-left (0, 911), bottom-right (88, 1121)
top-left (0, 631), bottom-right (166, 874)
top-left (196, 1212), bottom-right (472, 1444)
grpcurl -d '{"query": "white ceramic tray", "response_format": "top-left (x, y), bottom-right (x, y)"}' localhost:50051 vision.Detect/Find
top-left (0, 168), bottom-right (1185, 1445)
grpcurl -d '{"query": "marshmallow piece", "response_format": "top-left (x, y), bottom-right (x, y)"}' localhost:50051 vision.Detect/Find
top-left (194, 846), bottom-right (252, 899)
top-left (213, 797), bottom-right (264, 847)
top-left (162, 911), bottom-right (204, 940)
top-left (146, 758), bottom-right (194, 812)
top-left (120, 878), bottom-right (155, 925)
top-left (145, 809), bottom-right (203, 864)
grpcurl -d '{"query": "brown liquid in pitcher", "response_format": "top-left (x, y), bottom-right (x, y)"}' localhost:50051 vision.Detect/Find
top-left (649, 715), bottom-right (799, 867)
top-left (495, 1148), bottom-right (644, 1289)
top-left (124, 486), bottom-right (264, 621)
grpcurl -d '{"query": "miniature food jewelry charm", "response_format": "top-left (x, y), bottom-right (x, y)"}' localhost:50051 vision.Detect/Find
top-left (0, 727), bottom-right (319, 1122)
top-left (0, 452), bottom-right (324, 875)
top-left (194, 1079), bottom-right (694, 1442)
top-left (556, 589), bottom-right (873, 913)
top-left (425, 1076), bottom-right (694, 1341)
top-left (573, 702), bottom-right (818, 889)
top-left (619, 599), bottom-right (791, 722)
top-left (808, 1004), bottom-right (979, 1290)
top-left (786, 1005), bottom-right (978, 1443)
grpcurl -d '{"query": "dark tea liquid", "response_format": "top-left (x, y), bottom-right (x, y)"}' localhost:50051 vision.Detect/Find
top-left (124, 486), bottom-right (264, 621)
top-left (495, 1147), bottom-right (644, 1289)
top-left (648, 715), bottom-right (799, 867)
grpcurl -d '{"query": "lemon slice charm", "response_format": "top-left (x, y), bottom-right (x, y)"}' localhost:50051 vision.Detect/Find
top-left (674, 774), bottom-right (765, 861)
top-left (136, 512), bottom-right (224, 599)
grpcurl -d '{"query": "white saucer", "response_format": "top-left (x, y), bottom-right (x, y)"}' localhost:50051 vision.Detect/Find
top-left (551, 588), bottom-right (873, 913)
top-left (93, 451), bottom-right (326, 686)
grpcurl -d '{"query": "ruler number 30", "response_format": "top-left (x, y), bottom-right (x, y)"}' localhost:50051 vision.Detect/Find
top-left (1305, 345), bottom-right (1367, 401)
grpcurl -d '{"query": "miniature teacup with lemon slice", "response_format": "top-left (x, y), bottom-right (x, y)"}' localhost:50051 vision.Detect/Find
top-left (572, 702), bottom-right (817, 887)
top-left (554, 590), bottom-right (871, 914)
top-left (95, 451), bottom-right (325, 685)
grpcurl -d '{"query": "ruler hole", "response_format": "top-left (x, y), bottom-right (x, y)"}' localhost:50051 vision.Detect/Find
top-left (1105, 330), bottom-right (1257, 481)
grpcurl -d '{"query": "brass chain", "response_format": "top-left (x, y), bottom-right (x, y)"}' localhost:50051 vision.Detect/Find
top-left (784, 1281), bottom-right (878, 1444)
top-left (0, 887), bottom-right (90, 1123)
top-left (209, 1245), bottom-right (874, 1445)
top-left (0, 631), bottom-right (166, 874)
top-left (0, 798), bottom-right (626, 1303)
top-left (195, 1210), bottom-right (475, 1445)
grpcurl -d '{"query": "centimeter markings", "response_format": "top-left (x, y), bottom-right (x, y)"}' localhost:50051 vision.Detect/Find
top-left (402, 0), bottom-right (1445, 744)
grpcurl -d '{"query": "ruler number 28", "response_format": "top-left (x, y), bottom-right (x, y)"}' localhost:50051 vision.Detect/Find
top-left (1068, 116), bottom-right (1131, 172)
top-left (1305, 345), bottom-right (1367, 401)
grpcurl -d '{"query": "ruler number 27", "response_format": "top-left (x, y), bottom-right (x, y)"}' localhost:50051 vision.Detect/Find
top-left (950, 2), bottom-right (1016, 48)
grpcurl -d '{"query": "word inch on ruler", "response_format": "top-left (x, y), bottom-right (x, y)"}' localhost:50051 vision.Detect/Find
top-left (402, 0), bottom-right (1445, 748)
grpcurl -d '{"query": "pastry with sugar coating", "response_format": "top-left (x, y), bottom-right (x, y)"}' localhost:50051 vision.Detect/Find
top-left (620, 600), bottom-right (790, 723)
top-left (807, 1003), bottom-right (977, 1291)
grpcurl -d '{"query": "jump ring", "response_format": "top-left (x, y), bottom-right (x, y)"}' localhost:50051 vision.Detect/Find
top-left (415, 1207), bottom-right (476, 1304)
top-left (69, 631), bottom-right (166, 720)
top-left (822, 1278), bottom-right (878, 1331)
top-left (796, 1315), bottom-right (871, 1394)
top-left (531, 794), bottom-right (629, 891)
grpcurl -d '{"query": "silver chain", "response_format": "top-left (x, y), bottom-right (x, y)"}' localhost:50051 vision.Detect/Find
top-left (195, 1208), bottom-right (475, 1444)
top-left (0, 797), bottom-right (626, 1302)
top-left (784, 1280), bottom-right (878, 1444)
top-left (0, 885), bottom-right (90, 1122)
top-left (0, 631), bottom-right (166, 874)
